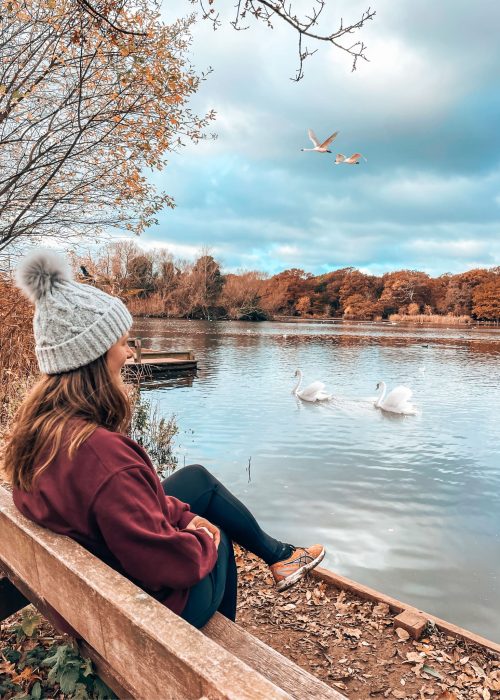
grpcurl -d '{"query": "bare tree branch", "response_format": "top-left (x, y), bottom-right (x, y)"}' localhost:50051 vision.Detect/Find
top-left (198, 0), bottom-right (375, 79)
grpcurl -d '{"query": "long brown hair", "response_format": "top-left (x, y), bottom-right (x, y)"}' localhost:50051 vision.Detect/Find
top-left (3, 355), bottom-right (131, 491)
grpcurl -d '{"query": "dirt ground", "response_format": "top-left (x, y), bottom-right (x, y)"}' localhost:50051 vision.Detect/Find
top-left (234, 547), bottom-right (500, 700)
top-left (1, 547), bottom-right (499, 699)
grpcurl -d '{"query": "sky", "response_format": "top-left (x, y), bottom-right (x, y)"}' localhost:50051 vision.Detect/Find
top-left (132, 0), bottom-right (500, 277)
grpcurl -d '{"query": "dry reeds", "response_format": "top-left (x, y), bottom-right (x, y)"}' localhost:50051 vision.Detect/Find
top-left (389, 313), bottom-right (471, 325)
top-left (0, 274), bottom-right (38, 436)
top-left (126, 292), bottom-right (167, 317)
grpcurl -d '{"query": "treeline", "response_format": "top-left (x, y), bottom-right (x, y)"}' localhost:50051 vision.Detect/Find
top-left (74, 242), bottom-right (500, 322)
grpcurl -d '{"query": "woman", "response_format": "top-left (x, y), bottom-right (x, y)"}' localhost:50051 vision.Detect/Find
top-left (3, 251), bottom-right (325, 629)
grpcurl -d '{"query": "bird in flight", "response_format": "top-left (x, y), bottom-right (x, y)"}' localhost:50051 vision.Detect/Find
top-left (335, 153), bottom-right (367, 165)
top-left (301, 129), bottom-right (339, 153)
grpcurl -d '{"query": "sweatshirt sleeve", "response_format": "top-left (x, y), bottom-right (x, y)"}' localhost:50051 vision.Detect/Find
top-left (161, 492), bottom-right (197, 530)
top-left (92, 467), bottom-right (218, 591)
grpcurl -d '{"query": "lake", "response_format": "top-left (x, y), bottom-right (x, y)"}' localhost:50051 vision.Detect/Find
top-left (132, 318), bottom-right (500, 642)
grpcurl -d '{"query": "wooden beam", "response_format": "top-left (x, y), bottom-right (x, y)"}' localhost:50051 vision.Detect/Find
top-left (0, 563), bottom-right (133, 700)
top-left (312, 566), bottom-right (500, 654)
top-left (394, 610), bottom-right (427, 640)
top-left (134, 337), bottom-right (142, 363)
top-left (203, 613), bottom-right (345, 699)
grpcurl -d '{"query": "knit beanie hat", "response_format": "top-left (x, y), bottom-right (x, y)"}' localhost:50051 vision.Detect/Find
top-left (15, 250), bottom-right (133, 374)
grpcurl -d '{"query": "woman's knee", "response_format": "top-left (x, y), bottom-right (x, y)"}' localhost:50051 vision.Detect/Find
top-left (180, 464), bottom-right (214, 488)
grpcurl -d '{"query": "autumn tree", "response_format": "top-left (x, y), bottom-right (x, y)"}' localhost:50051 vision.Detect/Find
top-left (472, 276), bottom-right (500, 320)
top-left (128, 253), bottom-right (155, 295)
top-left (339, 268), bottom-right (382, 318)
top-left (309, 268), bottom-right (353, 316)
top-left (295, 295), bottom-right (311, 316)
top-left (442, 269), bottom-right (493, 316)
top-left (183, 253), bottom-right (224, 319)
top-left (343, 293), bottom-right (379, 320)
top-left (218, 271), bottom-right (267, 320)
top-left (261, 269), bottom-right (312, 315)
top-left (379, 270), bottom-right (431, 316)
top-left (0, 0), bottom-right (212, 256)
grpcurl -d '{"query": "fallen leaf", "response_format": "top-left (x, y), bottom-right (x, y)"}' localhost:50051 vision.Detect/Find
top-left (422, 664), bottom-right (443, 680)
top-left (373, 602), bottom-right (390, 617)
top-left (395, 627), bottom-right (410, 641)
top-left (344, 627), bottom-right (362, 639)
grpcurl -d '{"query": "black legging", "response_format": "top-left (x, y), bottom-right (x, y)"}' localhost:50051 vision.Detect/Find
top-left (162, 464), bottom-right (292, 628)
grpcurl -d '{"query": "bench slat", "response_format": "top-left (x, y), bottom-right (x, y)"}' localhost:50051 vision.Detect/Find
top-left (203, 613), bottom-right (344, 699)
top-left (0, 487), bottom-right (292, 699)
top-left (0, 566), bottom-right (135, 699)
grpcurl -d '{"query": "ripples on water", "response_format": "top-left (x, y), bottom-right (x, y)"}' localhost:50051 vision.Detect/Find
top-left (134, 319), bottom-right (500, 642)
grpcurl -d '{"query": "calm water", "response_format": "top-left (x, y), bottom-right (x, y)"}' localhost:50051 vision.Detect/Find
top-left (133, 319), bottom-right (500, 642)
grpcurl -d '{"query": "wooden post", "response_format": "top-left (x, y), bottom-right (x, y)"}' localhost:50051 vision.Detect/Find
top-left (135, 337), bottom-right (142, 364)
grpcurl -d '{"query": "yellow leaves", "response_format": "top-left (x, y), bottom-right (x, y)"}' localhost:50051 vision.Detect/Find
top-left (12, 666), bottom-right (41, 685)
top-left (0, 659), bottom-right (17, 676)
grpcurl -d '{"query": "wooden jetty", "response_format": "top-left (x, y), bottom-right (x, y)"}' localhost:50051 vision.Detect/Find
top-left (125, 337), bottom-right (197, 373)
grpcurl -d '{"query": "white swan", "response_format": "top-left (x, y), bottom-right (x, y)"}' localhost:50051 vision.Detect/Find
top-left (374, 381), bottom-right (417, 415)
top-left (293, 369), bottom-right (332, 402)
top-left (335, 153), bottom-right (367, 165)
top-left (301, 129), bottom-right (339, 153)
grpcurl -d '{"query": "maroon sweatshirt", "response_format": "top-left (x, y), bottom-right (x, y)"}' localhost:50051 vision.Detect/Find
top-left (13, 426), bottom-right (218, 616)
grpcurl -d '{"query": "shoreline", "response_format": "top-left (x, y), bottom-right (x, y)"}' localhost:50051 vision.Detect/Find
top-left (130, 313), bottom-right (500, 328)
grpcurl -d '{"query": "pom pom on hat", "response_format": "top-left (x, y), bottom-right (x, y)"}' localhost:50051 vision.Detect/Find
top-left (15, 249), bottom-right (73, 302)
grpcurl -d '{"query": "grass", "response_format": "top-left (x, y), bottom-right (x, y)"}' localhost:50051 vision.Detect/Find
top-left (389, 313), bottom-right (471, 325)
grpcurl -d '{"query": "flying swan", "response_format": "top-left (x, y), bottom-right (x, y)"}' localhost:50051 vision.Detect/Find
top-left (374, 382), bottom-right (417, 415)
top-left (335, 153), bottom-right (367, 165)
top-left (301, 129), bottom-right (339, 153)
top-left (293, 369), bottom-right (332, 402)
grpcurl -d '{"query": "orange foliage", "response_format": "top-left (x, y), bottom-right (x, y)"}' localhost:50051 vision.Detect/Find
top-left (0, 0), bottom-right (214, 251)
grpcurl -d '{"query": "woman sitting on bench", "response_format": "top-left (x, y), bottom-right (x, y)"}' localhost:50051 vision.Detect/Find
top-left (3, 251), bottom-right (325, 629)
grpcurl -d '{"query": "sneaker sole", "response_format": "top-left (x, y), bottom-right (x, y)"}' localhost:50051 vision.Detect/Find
top-left (276, 547), bottom-right (325, 592)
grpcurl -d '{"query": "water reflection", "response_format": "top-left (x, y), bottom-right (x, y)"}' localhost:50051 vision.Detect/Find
top-left (134, 318), bottom-right (500, 642)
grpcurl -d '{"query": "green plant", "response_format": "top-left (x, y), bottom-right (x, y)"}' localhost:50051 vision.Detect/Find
top-left (129, 391), bottom-right (178, 479)
top-left (41, 644), bottom-right (116, 699)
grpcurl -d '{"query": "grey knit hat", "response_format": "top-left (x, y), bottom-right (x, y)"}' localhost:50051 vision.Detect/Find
top-left (15, 249), bottom-right (133, 374)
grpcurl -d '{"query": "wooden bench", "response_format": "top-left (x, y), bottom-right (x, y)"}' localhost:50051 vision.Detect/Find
top-left (0, 486), bottom-right (343, 700)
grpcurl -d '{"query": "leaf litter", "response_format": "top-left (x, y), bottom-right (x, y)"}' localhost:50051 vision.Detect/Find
top-left (234, 545), bottom-right (500, 699)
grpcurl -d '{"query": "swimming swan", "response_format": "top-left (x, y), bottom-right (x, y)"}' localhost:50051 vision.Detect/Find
top-left (374, 381), bottom-right (417, 415)
top-left (293, 369), bottom-right (332, 402)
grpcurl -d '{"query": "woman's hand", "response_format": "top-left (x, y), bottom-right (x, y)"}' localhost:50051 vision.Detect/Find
top-left (185, 515), bottom-right (220, 549)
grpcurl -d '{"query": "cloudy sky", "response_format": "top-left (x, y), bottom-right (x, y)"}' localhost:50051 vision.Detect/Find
top-left (136, 0), bottom-right (500, 276)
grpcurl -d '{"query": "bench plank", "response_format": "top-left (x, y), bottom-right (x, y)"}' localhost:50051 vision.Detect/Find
top-left (203, 613), bottom-right (344, 699)
top-left (0, 565), bottom-right (134, 699)
top-left (0, 487), bottom-right (333, 699)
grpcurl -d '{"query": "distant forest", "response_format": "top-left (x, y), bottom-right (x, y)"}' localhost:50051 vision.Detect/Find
top-left (74, 242), bottom-right (500, 322)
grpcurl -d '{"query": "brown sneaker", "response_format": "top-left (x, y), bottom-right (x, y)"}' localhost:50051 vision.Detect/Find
top-left (270, 544), bottom-right (325, 592)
